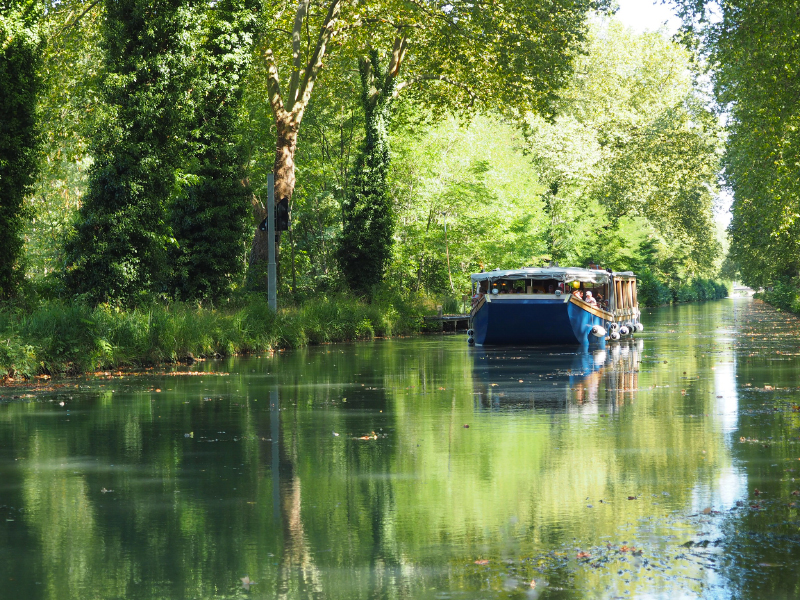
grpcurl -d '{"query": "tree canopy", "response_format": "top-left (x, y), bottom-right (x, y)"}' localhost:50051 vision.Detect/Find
top-left (2, 1), bottom-right (728, 307)
top-left (671, 0), bottom-right (800, 287)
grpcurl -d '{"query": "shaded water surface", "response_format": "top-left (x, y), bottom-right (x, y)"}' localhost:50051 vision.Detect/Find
top-left (1, 299), bottom-right (799, 599)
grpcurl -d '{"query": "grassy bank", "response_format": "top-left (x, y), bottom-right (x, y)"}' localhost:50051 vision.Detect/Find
top-left (0, 293), bottom-right (426, 379)
top-left (636, 269), bottom-right (729, 307)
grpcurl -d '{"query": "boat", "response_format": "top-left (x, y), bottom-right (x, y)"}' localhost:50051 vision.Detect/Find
top-left (467, 267), bottom-right (643, 346)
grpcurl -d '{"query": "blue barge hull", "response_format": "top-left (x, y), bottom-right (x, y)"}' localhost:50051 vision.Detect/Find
top-left (471, 296), bottom-right (608, 346)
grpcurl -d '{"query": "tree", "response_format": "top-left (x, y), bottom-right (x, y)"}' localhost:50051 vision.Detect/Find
top-left (64, 0), bottom-right (258, 304)
top-left (670, 0), bottom-right (800, 287)
top-left (0, 0), bottom-right (43, 298)
top-left (386, 18), bottom-right (722, 297)
top-left (336, 49), bottom-right (396, 295)
top-left (64, 0), bottom-right (205, 303)
top-left (249, 0), bottom-right (612, 291)
top-left (389, 114), bottom-right (547, 294)
top-left (168, 0), bottom-right (259, 301)
top-left (26, 0), bottom-right (104, 284)
top-left (526, 21), bottom-right (722, 277)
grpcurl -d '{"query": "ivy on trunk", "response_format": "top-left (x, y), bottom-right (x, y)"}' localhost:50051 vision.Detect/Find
top-left (0, 2), bottom-right (42, 298)
top-left (65, 0), bottom-right (203, 304)
top-left (337, 49), bottom-right (398, 296)
top-left (169, 0), bottom-right (257, 301)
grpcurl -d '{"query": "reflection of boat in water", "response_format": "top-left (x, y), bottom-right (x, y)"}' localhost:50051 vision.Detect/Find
top-left (471, 339), bottom-right (643, 412)
top-left (468, 267), bottom-right (643, 346)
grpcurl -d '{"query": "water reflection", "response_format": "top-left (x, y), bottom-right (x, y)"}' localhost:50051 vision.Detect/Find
top-left (4, 300), bottom-right (800, 598)
top-left (472, 340), bottom-right (643, 412)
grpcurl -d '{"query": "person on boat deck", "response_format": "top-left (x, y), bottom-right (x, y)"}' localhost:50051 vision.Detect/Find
top-left (472, 285), bottom-right (485, 306)
top-left (595, 293), bottom-right (606, 309)
top-left (585, 290), bottom-right (598, 306)
top-left (572, 288), bottom-right (583, 299)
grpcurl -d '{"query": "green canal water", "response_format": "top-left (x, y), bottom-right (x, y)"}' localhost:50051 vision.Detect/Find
top-left (1, 298), bottom-right (800, 599)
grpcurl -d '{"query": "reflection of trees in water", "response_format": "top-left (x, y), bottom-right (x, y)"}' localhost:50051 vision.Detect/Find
top-left (267, 347), bottom-right (402, 598)
top-left (0, 322), bottom-right (746, 599)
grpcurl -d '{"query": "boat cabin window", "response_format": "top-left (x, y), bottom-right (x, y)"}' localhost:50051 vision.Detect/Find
top-left (485, 279), bottom-right (564, 294)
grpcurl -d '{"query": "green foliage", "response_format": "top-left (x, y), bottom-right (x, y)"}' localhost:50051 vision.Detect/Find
top-left (0, 292), bottom-right (425, 377)
top-left (337, 49), bottom-right (396, 296)
top-left (756, 278), bottom-right (800, 314)
top-left (672, 1), bottom-right (800, 289)
top-left (25, 0), bottom-right (104, 281)
top-left (168, 0), bottom-right (258, 301)
top-left (387, 21), bottom-right (722, 300)
top-left (389, 114), bottom-right (548, 295)
top-left (64, 0), bottom-right (205, 304)
top-left (62, 0), bottom-right (256, 304)
top-left (636, 268), bottom-right (673, 307)
top-left (0, 0), bottom-right (43, 298)
top-left (525, 21), bottom-right (722, 277)
top-left (713, 2), bottom-right (800, 288)
top-left (365, 0), bottom-right (613, 119)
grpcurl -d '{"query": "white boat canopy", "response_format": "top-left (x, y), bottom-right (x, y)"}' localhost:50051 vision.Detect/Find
top-left (470, 267), bottom-right (635, 285)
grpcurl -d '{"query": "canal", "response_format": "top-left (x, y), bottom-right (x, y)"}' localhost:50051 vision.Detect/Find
top-left (1, 298), bottom-right (799, 599)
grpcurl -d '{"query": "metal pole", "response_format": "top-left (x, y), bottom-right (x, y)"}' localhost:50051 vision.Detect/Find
top-left (267, 173), bottom-right (277, 311)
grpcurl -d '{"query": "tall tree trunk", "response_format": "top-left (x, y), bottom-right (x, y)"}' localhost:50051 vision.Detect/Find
top-left (247, 0), bottom-right (342, 295)
top-left (249, 113), bottom-right (298, 292)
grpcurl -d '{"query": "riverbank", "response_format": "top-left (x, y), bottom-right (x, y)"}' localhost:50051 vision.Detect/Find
top-left (0, 294), bottom-right (426, 379)
top-left (636, 269), bottom-right (729, 306)
top-left (754, 278), bottom-right (800, 315)
top-left (1, 275), bottom-right (732, 381)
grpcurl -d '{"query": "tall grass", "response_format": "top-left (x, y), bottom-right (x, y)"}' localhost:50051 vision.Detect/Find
top-left (0, 293), bottom-right (425, 378)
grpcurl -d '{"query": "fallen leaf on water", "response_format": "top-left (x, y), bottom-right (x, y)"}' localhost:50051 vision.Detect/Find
top-left (620, 546), bottom-right (636, 553)
top-left (628, 496), bottom-right (637, 500)
top-left (530, 580), bottom-right (536, 588)
top-left (577, 551), bottom-right (591, 559)
top-left (241, 576), bottom-right (255, 590)
top-left (754, 488), bottom-right (761, 496)
top-left (702, 507), bottom-right (712, 514)
top-left (474, 559), bottom-right (489, 565)
top-left (463, 424), bottom-right (470, 428)
top-left (791, 490), bottom-right (799, 496)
